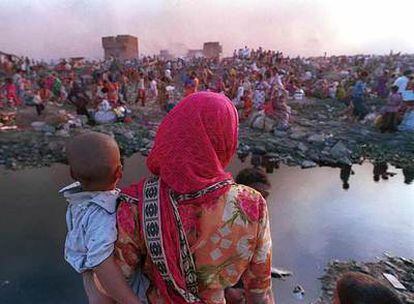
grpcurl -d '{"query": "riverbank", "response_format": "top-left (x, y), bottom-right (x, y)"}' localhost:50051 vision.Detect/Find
top-left (315, 255), bottom-right (414, 303)
top-left (1, 98), bottom-right (414, 170)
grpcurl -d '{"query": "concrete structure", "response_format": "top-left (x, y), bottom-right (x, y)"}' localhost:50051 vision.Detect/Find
top-left (203, 42), bottom-right (222, 59)
top-left (187, 49), bottom-right (204, 59)
top-left (102, 35), bottom-right (138, 61)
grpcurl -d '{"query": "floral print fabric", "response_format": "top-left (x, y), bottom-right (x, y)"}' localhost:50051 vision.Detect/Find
top-left (115, 184), bottom-right (272, 304)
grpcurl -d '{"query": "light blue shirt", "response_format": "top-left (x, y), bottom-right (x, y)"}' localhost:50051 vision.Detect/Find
top-left (60, 182), bottom-right (120, 273)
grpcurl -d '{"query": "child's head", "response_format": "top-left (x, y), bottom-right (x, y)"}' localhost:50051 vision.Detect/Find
top-left (391, 85), bottom-right (399, 94)
top-left (66, 132), bottom-right (122, 191)
top-left (235, 167), bottom-right (271, 199)
top-left (334, 272), bottom-right (403, 304)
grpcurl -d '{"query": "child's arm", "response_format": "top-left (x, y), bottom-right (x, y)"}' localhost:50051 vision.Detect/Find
top-left (94, 254), bottom-right (140, 304)
top-left (83, 271), bottom-right (115, 304)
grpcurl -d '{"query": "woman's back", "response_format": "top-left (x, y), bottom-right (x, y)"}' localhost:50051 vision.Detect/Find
top-left (115, 183), bottom-right (272, 304)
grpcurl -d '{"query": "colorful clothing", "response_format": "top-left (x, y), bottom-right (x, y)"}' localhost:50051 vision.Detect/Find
top-left (52, 78), bottom-right (62, 97)
top-left (253, 81), bottom-right (270, 110)
top-left (115, 183), bottom-right (272, 304)
top-left (115, 92), bottom-right (272, 304)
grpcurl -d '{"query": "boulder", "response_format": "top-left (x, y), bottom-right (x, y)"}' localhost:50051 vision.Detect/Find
top-left (297, 142), bottom-right (309, 153)
top-left (249, 112), bottom-right (276, 132)
top-left (301, 160), bottom-right (317, 168)
top-left (330, 141), bottom-right (351, 159)
top-left (308, 133), bottom-right (326, 144)
top-left (31, 121), bottom-right (46, 132)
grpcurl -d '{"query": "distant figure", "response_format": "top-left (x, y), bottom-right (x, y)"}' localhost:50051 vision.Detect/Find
top-left (67, 81), bottom-right (91, 120)
top-left (253, 74), bottom-right (271, 110)
top-left (376, 70), bottom-right (389, 98)
top-left (351, 71), bottom-right (369, 120)
top-left (184, 72), bottom-right (199, 96)
top-left (334, 272), bottom-right (403, 304)
top-left (379, 85), bottom-right (403, 132)
top-left (1, 78), bottom-right (20, 107)
top-left (136, 73), bottom-right (146, 106)
top-left (393, 70), bottom-right (411, 94)
top-left (32, 89), bottom-right (45, 116)
top-left (147, 77), bottom-right (157, 100)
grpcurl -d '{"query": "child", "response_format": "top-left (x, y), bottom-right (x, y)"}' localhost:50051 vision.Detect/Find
top-left (60, 132), bottom-right (140, 304)
top-left (33, 90), bottom-right (45, 116)
top-left (334, 272), bottom-right (403, 304)
top-left (379, 85), bottom-right (402, 132)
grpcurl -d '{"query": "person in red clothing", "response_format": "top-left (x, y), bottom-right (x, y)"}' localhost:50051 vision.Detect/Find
top-left (104, 79), bottom-right (118, 107)
top-left (1, 78), bottom-right (21, 107)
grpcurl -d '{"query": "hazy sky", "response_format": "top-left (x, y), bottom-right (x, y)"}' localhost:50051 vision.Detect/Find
top-left (1, 0), bottom-right (414, 60)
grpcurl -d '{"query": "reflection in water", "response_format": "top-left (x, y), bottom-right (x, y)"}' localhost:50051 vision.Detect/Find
top-left (247, 153), bottom-right (413, 191)
top-left (235, 167), bottom-right (271, 199)
top-left (0, 155), bottom-right (413, 304)
top-left (373, 161), bottom-right (396, 182)
top-left (403, 166), bottom-right (414, 185)
top-left (340, 165), bottom-right (354, 190)
top-left (230, 159), bottom-right (414, 303)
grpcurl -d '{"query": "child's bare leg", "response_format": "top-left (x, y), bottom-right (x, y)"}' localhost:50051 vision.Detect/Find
top-left (83, 271), bottom-right (115, 304)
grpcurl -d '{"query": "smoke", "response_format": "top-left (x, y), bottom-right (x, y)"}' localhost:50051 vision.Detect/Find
top-left (0, 0), bottom-right (411, 60)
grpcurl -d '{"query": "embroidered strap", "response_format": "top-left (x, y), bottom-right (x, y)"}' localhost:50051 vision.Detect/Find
top-left (142, 177), bottom-right (200, 303)
top-left (169, 191), bottom-right (199, 296)
top-left (172, 179), bottom-right (234, 202)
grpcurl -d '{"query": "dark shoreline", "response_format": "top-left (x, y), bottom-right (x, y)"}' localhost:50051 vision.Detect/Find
top-left (1, 99), bottom-right (414, 171)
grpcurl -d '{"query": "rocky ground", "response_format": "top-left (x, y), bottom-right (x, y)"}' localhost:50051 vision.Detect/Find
top-left (1, 97), bottom-right (414, 171)
top-left (315, 255), bottom-right (414, 303)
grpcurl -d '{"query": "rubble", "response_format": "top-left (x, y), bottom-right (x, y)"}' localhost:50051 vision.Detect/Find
top-left (315, 255), bottom-right (414, 304)
top-left (1, 99), bottom-right (414, 170)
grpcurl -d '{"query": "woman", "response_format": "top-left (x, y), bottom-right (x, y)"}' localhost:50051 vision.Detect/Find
top-left (114, 92), bottom-right (273, 303)
top-left (253, 74), bottom-right (270, 110)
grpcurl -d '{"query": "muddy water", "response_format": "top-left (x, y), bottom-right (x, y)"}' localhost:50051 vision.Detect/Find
top-left (0, 155), bottom-right (413, 303)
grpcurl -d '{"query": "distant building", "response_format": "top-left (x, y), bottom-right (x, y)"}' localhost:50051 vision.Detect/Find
top-left (187, 49), bottom-right (204, 59)
top-left (102, 35), bottom-right (139, 61)
top-left (203, 42), bottom-right (222, 59)
top-left (159, 49), bottom-right (173, 61)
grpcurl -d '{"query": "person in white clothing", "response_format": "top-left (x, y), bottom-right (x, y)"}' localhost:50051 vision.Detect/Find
top-left (393, 70), bottom-right (411, 93)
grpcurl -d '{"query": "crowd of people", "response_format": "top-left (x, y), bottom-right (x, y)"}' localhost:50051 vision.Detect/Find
top-left (1, 47), bottom-right (410, 302)
top-left (2, 47), bottom-right (414, 132)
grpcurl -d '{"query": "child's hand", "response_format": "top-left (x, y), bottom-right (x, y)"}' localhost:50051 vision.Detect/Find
top-left (94, 255), bottom-right (141, 304)
top-left (83, 271), bottom-right (115, 304)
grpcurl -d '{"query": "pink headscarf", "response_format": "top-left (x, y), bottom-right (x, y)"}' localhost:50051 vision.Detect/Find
top-left (147, 91), bottom-right (238, 195)
top-left (142, 92), bottom-right (239, 303)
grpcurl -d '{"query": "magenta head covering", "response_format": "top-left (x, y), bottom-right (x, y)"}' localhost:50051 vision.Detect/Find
top-left (147, 91), bottom-right (239, 194)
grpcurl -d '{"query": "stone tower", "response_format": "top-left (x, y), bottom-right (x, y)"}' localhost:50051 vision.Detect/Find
top-left (102, 35), bottom-right (139, 61)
